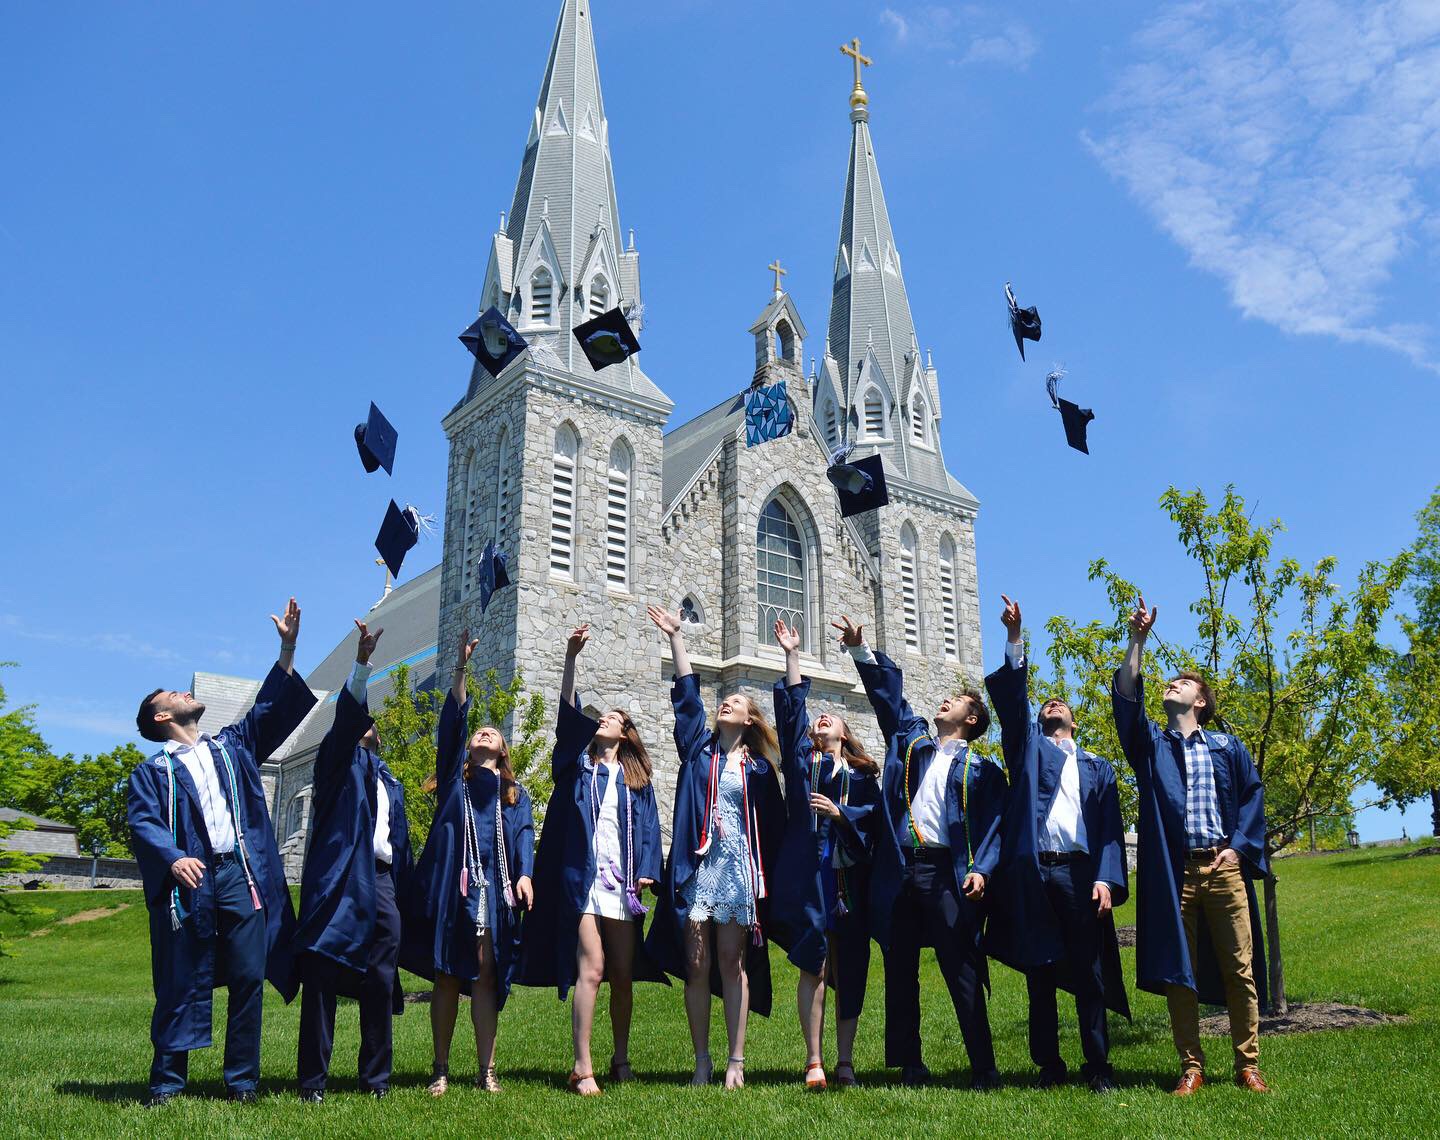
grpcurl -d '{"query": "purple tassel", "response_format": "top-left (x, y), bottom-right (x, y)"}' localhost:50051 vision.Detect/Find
top-left (460, 866), bottom-right (469, 898)
top-left (625, 886), bottom-right (650, 917)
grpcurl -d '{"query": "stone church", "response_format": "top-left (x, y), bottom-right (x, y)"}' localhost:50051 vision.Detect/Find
top-left (201, 0), bottom-right (983, 877)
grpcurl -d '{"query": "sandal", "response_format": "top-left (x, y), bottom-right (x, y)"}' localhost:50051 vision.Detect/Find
top-left (608, 1059), bottom-right (635, 1083)
top-left (724, 1056), bottom-right (745, 1091)
top-left (690, 1052), bottom-right (713, 1087)
top-left (426, 1064), bottom-right (449, 1098)
top-left (834, 1062), bottom-right (860, 1089)
top-left (475, 1068), bottom-right (502, 1093)
top-left (568, 1071), bottom-right (603, 1097)
top-left (805, 1061), bottom-right (827, 1091)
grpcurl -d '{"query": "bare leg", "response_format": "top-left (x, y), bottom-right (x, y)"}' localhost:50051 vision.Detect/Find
top-left (798, 970), bottom-right (826, 1071)
top-left (571, 916), bottom-right (604, 1093)
top-left (716, 922), bottom-right (750, 1089)
top-left (429, 972), bottom-right (462, 1094)
top-left (601, 917), bottom-right (636, 1077)
top-left (471, 932), bottom-right (500, 1084)
top-left (683, 919), bottom-right (714, 1083)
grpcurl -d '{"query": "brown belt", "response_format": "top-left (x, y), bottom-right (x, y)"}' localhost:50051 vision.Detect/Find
top-left (1185, 846), bottom-right (1222, 862)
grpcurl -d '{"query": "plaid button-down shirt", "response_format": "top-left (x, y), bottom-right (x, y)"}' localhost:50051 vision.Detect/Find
top-left (1167, 728), bottom-right (1225, 849)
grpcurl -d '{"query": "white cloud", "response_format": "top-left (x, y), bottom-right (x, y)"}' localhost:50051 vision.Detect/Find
top-left (879, 5), bottom-right (1036, 70)
top-left (33, 697), bottom-right (135, 741)
top-left (1086, 0), bottom-right (1440, 371)
top-left (0, 614), bottom-right (184, 663)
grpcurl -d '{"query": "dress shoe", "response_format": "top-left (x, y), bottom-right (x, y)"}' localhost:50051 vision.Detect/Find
top-left (971, 1070), bottom-right (1003, 1093)
top-left (143, 1093), bottom-right (176, 1109)
top-left (366, 1087), bottom-right (389, 1100)
top-left (901, 1064), bottom-right (933, 1087)
top-left (228, 1088), bottom-right (259, 1104)
top-left (298, 1088), bottom-right (325, 1104)
top-left (1036, 1065), bottom-right (1068, 1089)
top-left (1171, 1070), bottom-right (1205, 1097)
top-left (1236, 1068), bottom-right (1270, 1093)
top-left (1088, 1074), bottom-right (1118, 1095)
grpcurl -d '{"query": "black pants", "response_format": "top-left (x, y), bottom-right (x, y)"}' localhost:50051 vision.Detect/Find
top-left (1025, 858), bottom-right (1110, 1077)
top-left (149, 854), bottom-right (267, 1096)
top-left (884, 849), bottom-right (996, 1077)
top-left (297, 864), bottom-right (402, 1092)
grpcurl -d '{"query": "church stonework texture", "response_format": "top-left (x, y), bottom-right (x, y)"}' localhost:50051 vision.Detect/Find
top-left (259, 0), bottom-right (982, 870)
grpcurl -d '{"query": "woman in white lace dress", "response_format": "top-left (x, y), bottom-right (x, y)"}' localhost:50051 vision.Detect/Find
top-left (643, 606), bottom-right (786, 1090)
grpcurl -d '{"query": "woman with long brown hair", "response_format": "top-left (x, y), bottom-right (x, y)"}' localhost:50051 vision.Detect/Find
top-left (643, 605), bottom-right (786, 1090)
top-left (521, 624), bottom-right (665, 1096)
top-left (399, 629), bottom-right (535, 1096)
top-left (769, 618), bottom-right (881, 1090)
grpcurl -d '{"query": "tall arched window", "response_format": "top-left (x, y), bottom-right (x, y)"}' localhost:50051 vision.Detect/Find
top-left (862, 386), bottom-right (887, 439)
top-left (530, 266), bottom-right (554, 325)
top-left (605, 438), bottom-right (632, 590)
top-left (494, 426), bottom-right (513, 546)
top-left (939, 533), bottom-right (959, 663)
top-left (550, 424), bottom-right (579, 580)
top-left (899, 523), bottom-right (920, 652)
top-left (911, 392), bottom-right (929, 445)
top-left (588, 275), bottom-right (610, 318)
top-left (285, 792), bottom-right (306, 838)
top-left (757, 497), bottom-right (806, 649)
top-left (462, 450), bottom-right (483, 597)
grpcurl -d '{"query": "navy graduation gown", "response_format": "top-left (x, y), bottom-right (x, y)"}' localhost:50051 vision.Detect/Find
top-left (521, 695), bottom-right (666, 998)
top-left (290, 685), bottom-right (413, 1012)
top-left (852, 652), bottom-right (1006, 954)
top-left (644, 674), bottom-right (786, 1017)
top-left (984, 657), bottom-right (1131, 1019)
top-left (126, 663), bottom-right (316, 1051)
top-left (400, 693), bottom-right (535, 1009)
top-left (769, 678), bottom-right (879, 979)
top-left (1111, 672), bottom-right (1269, 1006)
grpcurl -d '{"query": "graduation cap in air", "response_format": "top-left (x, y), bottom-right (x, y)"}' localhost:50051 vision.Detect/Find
top-left (826, 443), bottom-right (889, 517)
top-left (477, 540), bottom-right (512, 614)
top-left (572, 306), bottom-right (641, 371)
top-left (744, 380), bottom-right (795, 447)
top-left (354, 402), bottom-right (398, 475)
top-left (1006, 281), bottom-right (1042, 361)
top-left (459, 306), bottom-right (528, 378)
top-left (1047, 367), bottom-right (1095, 454)
top-left (374, 500), bottom-right (432, 578)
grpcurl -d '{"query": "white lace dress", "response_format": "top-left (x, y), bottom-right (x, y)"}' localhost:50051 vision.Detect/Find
top-left (681, 761), bottom-right (754, 926)
top-left (583, 764), bottom-right (631, 922)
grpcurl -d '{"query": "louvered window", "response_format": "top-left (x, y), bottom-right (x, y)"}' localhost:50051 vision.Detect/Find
top-left (911, 394), bottom-right (927, 444)
top-left (824, 399), bottom-right (839, 448)
top-left (863, 388), bottom-right (886, 438)
top-left (606, 440), bottom-right (631, 590)
top-left (531, 267), bottom-right (554, 325)
top-left (940, 534), bottom-right (959, 663)
top-left (589, 276), bottom-right (610, 318)
top-left (550, 425), bottom-right (578, 579)
top-left (900, 524), bottom-right (920, 652)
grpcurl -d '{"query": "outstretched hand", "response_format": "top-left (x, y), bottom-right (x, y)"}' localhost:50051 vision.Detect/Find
top-left (1129, 595), bottom-right (1158, 641)
top-left (566, 624), bottom-right (591, 658)
top-left (1000, 594), bottom-right (1022, 642)
top-left (647, 605), bottom-right (681, 636)
top-left (270, 597), bottom-right (301, 644)
top-left (831, 615), bottom-right (863, 648)
top-left (456, 628), bottom-right (479, 670)
top-left (354, 620), bottom-right (384, 665)
top-left (774, 618), bottom-right (801, 654)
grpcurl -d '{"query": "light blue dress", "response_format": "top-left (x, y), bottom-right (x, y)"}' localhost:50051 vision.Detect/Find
top-left (681, 762), bottom-right (755, 926)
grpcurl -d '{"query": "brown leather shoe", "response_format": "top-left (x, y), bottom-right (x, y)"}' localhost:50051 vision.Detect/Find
top-left (1171, 1070), bottom-right (1205, 1096)
top-left (1236, 1068), bottom-right (1270, 1093)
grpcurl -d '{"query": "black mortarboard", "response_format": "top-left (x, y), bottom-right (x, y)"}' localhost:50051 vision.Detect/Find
top-left (375, 500), bottom-right (419, 578)
top-left (744, 380), bottom-right (795, 447)
top-left (354, 402), bottom-right (397, 476)
top-left (1006, 281), bottom-right (1042, 361)
top-left (1046, 368), bottom-right (1094, 453)
top-left (477, 540), bottom-right (512, 614)
top-left (826, 445), bottom-right (889, 517)
top-left (572, 306), bottom-right (641, 371)
top-left (459, 306), bottom-right (528, 378)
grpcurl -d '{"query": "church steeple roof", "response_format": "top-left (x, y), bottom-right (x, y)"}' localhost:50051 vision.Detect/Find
top-left (470, 0), bottom-right (668, 411)
top-left (822, 44), bottom-right (957, 495)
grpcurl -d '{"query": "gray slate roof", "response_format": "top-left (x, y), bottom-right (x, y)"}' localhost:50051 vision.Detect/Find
top-left (661, 391), bottom-right (745, 508)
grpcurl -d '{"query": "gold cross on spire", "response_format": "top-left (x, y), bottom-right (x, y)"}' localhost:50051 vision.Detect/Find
top-left (768, 258), bottom-right (787, 296)
top-left (840, 37), bottom-right (872, 109)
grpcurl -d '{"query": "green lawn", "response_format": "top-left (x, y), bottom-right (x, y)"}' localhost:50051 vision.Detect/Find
top-left (1, 845), bottom-right (1437, 1138)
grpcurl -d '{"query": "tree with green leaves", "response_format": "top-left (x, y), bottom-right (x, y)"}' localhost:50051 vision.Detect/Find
top-left (0, 667), bottom-right (56, 877)
top-left (1039, 485), bottom-right (1411, 1013)
top-left (371, 655), bottom-right (547, 852)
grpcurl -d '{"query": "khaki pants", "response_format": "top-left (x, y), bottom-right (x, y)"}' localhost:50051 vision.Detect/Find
top-left (1164, 859), bottom-right (1260, 1074)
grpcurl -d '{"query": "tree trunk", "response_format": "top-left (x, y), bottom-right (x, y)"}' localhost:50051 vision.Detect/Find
top-left (1263, 867), bottom-right (1286, 1015)
top-left (1431, 788), bottom-right (1440, 839)
top-left (1308, 817), bottom-right (1316, 852)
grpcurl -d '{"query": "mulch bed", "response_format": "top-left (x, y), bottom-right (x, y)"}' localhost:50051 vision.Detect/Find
top-left (1406, 844), bottom-right (1440, 858)
top-left (1116, 924), bottom-right (1136, 947)
top-left (1203, 1002), bottom-right (1408, 1036)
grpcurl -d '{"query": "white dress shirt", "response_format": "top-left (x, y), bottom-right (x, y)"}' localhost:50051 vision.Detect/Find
top-left (165, 736), bottom-right (236, 854)
top-left (348, 662), bottom-right (392, 866)
top-left (1004, 642), bottom-right (1088, 855)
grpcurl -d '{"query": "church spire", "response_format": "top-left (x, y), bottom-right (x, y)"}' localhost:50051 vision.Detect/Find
top-left (822, 39), bottom-right (949, 490)
top-left (472, 0), bottom-right (666, 409)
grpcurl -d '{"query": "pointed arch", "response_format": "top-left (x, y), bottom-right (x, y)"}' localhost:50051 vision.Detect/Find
top-left (910, 387), bottom-right (932, 449)
top-left (939, 532), bottom-right (959, 663)
top-left (605, 437), bottom-right (632, 591)
top-left (550, 422), bottom-right (580, 580)
top-left (529, 265), bottom-right (555, 326)
top-left (588, 274), bottom-right (611, 318)
top-left (756, 486), bottom-right (819, 652)
top-left (860, 382), bottom-right (890, 441)
top-left (899, 522), bottom-right (920, 653)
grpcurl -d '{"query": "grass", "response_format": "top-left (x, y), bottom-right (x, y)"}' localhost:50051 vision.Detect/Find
top-left (0, 845), bottom-right (1437, 1138)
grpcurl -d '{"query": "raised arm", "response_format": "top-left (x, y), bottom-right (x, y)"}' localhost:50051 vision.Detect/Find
top-left (1117, 595), bottom-right (1156, 701)
top-left (984, 595), bottom-right (1032, 767)
top-left (833, 614), bottom-right (925, 746)
top-left (438, 629), bottom-right (478, 784)
top-left (648, 604), bottom-right (691, 678)
top-left (1111, 598), bottom-right (1158, 768)
top-left (560, 624), bottom-right (588, 708)
top-left (651, 605), bottom-right (707, 760)
top-left (269, 596), bottom-right (301, 675)
top-left (452, 627), bottom-right (479, 706)
top-left (316, 620), bottom-right (384, 786)
top-left (771, 619), bottom-right (812, 783)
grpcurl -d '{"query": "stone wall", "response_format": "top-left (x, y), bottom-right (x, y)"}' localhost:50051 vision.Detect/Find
top-left (1, 855), bottom-right (143, 890)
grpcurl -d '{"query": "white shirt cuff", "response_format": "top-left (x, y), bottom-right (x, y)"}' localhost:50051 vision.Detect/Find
top-left (1005, 640), bottom-right (1025, 668)
top-left (347, 661), bottom-right (372, 703)
top-left (846, 641), bottom-right (877, 666)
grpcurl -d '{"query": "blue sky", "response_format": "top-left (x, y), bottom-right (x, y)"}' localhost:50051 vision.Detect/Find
top-left (3, 1), bottom-right (1436, 840)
